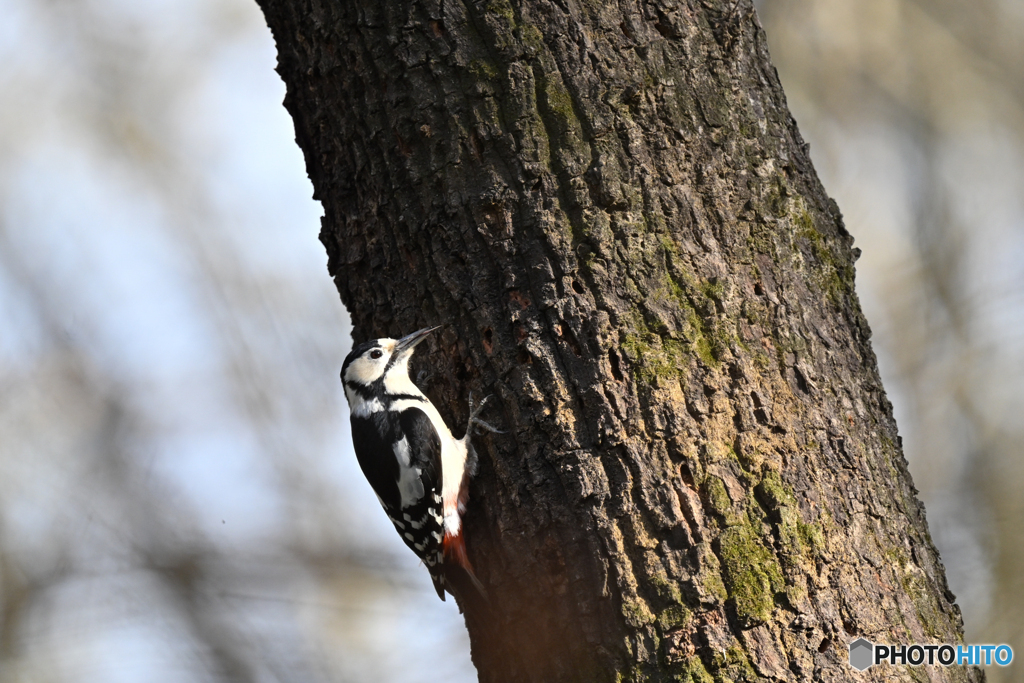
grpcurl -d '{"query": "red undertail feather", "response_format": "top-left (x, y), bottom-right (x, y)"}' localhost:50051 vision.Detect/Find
top-left (442, 528), bottom-right (487, 600)
top-left (439, 463), bottom-right (487, 603)
top-left (442, 528), bottom-right (474, 576)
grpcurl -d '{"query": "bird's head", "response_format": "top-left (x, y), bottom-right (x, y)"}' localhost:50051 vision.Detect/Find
top-left (341, 327), bottom-right (437, 403)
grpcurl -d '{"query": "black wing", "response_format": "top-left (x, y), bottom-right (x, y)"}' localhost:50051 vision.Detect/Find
top-left (350, 407), bottom-right (446, 599)
top-left (350, 411), bottom-right (401, 509)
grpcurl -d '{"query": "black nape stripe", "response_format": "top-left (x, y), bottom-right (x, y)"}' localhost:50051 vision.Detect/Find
top-left (344, 381), bottom-right (377, 400)
top-left (344, 379), bottom-right (426, 404)
top-left (386, 393), bottom-right (426, 403)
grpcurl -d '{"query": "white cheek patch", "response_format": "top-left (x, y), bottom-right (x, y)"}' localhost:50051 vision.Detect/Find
top-left (394, 437), bottom-right (424, 506)
top-left (346, 353), bottom-right (391, 387)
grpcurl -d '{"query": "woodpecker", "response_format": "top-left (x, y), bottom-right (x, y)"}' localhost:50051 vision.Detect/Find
top-left (341, 326), bottom-right (496, 600)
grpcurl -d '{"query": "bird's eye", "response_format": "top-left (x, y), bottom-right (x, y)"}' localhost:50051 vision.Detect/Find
top-left (370, 349), bottom-right (383, 359)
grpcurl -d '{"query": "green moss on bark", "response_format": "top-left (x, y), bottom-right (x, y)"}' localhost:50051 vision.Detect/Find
top-left (718, 522), bottom-right (784, 625)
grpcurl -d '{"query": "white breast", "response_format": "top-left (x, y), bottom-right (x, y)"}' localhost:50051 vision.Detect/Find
top-left (391, 397), bottom-right (468, 534)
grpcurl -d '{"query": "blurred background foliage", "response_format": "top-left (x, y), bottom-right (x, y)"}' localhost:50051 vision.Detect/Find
top-left (0, 0), bottom-right (1019, 681)
top-left (0, 0), bottom-right (473, 680)
top-left (756, 0), bottom-right (1024, 676)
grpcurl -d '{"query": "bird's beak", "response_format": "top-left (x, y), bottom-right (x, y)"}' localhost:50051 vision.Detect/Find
top-left (393, 326), bottom-right (439, 356)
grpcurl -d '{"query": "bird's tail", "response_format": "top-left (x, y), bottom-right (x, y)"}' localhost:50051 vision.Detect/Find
top-left (442, 528), bottom-right (488, 603)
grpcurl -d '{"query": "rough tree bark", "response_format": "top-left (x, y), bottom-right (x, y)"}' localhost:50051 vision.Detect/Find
top-left (256, 0), bottom-right (978, 680)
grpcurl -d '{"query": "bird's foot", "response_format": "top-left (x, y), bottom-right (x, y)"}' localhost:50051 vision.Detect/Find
top-left (466, 392), bottom-right (502, 435)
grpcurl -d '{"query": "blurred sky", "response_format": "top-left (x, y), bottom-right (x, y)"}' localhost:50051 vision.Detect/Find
top-left (0, 0), bottom-right (474, 681)
top-left (0, 0), bottom-right (1022, 681)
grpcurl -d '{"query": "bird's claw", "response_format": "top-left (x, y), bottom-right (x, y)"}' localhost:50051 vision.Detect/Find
top-left (467, 392), bottom-right (503, 435)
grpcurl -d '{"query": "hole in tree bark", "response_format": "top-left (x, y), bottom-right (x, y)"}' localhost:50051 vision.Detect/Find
top-left (609, 349), bottom-right (624, 381)
top-left (482, 327), bottom-right (494, 354)
top-left (679, 462), bottom-right (695, 488)
top-left (818, 638), bottom-right (831, 653)
top-left (572, 280), bottom-right (585, 294)
top-left (754, 282), bottom-right (764, 295)
top-left (517, 349), bottom-right (532, 365)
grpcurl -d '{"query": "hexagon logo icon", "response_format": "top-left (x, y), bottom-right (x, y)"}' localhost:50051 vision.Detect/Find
top-left (849, 638), bottom-right (874, 671)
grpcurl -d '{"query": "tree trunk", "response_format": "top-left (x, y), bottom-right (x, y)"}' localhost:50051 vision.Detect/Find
top-left (256, 0), bottom-right (978, 680)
